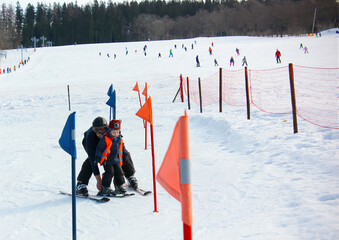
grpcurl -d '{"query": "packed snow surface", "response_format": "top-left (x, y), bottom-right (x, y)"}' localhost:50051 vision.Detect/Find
top-left (0, 30), bottom-right (338, 239)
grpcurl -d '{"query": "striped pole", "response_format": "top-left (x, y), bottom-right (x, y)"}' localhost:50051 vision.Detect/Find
top-left (179, 111), bottom-right (192, 240)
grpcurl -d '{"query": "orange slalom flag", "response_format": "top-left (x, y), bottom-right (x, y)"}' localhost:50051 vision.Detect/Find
top-left (136, 96), bottom-right (153, 125)
top-left (142, 83), bottom-right (148, 97)
top-left (156, 111), bottom-right (192, 227)
top-left (133, 82), bottom-right (139, 92)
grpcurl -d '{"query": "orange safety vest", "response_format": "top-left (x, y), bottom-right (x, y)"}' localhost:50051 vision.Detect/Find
top-left (99, 135), bottom-right (123, 166)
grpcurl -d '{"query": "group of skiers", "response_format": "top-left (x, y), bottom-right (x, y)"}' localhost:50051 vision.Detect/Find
top-left (76, 117), bottom-right (139, 197)
top-left (0, 57), bottom-right (30, 76)
top-left (195, 45), bottom-right (248, 68)
top-left (96, 40), bottom-right (313, 69)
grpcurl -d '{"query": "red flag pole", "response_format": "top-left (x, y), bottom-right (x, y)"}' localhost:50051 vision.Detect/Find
top-left (183, 223), bottom-right (192, 240)
top-left (144, 83), bottom-right (148, 150)
top-left (180, 111), bottom-right (192, 240)
top-left (138, 91), bottom-right (142, 107)
top-left (150, 123), bottom-right (158, 212)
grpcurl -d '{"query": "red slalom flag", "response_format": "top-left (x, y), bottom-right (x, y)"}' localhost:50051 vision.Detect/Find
top-left (133, 82), bottom-right (139, 92)
top-left (142, 82), bottom-right (148, 97)
top-left (156, 111), bottom-right (192, 239)
top-left (136, 96), bottom-right (153, 125)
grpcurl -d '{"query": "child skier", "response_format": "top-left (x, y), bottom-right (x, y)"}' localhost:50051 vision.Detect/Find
top-left (94, 119), bottom-right (133, 196)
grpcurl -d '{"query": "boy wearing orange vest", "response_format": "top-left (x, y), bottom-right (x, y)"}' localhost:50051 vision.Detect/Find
top-left (94, 119), bottom-right (129, 196)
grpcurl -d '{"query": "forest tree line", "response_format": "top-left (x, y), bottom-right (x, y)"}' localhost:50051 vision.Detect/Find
top-left (0, 0), bottom-right (338, 49)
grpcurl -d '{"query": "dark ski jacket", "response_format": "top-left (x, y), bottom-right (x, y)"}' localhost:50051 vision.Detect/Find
top-left (82, 127), bottom-right (101, 176)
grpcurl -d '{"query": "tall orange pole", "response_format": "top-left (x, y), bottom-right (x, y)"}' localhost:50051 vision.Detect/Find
top-left (150, 123), bottom-right (158, 212)
top-left (144, 82), bottom-right (148, 149)
top-left (179, 111), bottom-right (192, 240)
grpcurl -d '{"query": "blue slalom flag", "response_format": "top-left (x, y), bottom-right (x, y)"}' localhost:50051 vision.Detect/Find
top-left (107, 84), bottom-right (113, 96)
top-left (59, 112), bottom-right (77, 159)
top-left (106, 90), bottom-right (116, 108)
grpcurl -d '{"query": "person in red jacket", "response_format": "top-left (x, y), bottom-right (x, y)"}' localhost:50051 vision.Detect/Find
top-left (275, 49), bottom-right (281, 63)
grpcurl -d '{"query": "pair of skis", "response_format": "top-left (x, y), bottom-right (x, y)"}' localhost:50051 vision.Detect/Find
top-left (60, 187), bottom-right (151, 203)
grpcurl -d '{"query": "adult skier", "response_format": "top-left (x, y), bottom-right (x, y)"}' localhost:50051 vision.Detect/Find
top-left (242, 56), bottom-right (248, 66)
top-left (275, 49), bottom-right (281, 63)
top-left (230, 56), bottom-right (235, 66)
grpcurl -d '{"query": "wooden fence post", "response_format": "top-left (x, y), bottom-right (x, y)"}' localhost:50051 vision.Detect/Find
top-left (198, 77), bottom-right (202, 113)
top-left (288, 63), bottom-right (298, 133)
top-left (186, 77), bottom-right (191, 110)
top-left (219, 68), bottom-right (222, 112)
top-left (244, 67), bottom-right (251, 120)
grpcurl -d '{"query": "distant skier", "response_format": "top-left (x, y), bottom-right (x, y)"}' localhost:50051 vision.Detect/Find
top-left (169, 49), bottom-right (173, 57)
top-left (236, 48), bottom-right (240, 56)
top-left (196, 55), bottom-right (200, 67)
top-left (125, 47), bottom-right (128, 55)
top-left (214, 59), bottom-right (219, 66)
top-left (299, 43), bottom-right (303, 49)
top-left (209, 47), bottom-right (212, 55)
top-left (191, 43), bottom-right (194, 49)
top-left (242, 56), bottom-right (248, 66)
top-left (275, 49), bottom-right (281, 63)
top-left (107, 53), bottom-right (110, 58)
top-left (304, 46), bottom-right (309, 54)
top-left (230, 57), bottom-right (235, 66)
top-left (158, 53), bottom-right (161, 58)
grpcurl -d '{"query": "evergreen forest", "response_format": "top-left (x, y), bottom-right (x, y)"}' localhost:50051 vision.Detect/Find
top-left (0, 0), bottom-right (338, 49)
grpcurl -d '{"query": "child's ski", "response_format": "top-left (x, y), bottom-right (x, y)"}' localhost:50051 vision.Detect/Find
top-left (60, 191), bottom-right (110, 203)
top-left (127, 186), bottom-right (152, 196)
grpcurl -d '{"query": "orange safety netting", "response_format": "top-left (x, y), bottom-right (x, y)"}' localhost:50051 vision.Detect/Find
top-left (182, 65), bottom-right (338, 129)
top-left (249, 66), bottom-right (291, 114)
top-left (293, 65), bottom-right (338, 129)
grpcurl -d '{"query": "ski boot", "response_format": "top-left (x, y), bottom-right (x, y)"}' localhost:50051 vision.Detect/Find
top-left (98, 186), bottom-right (116, 197)
top-left (76, 182), bottom-right (89, 197)
top-left (127, 176), bottom-right (138, 190)
top-left (114, 184), bottom-right (127, 195)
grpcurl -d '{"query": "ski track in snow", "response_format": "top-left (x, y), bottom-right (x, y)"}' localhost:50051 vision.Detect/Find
top-left (0, 30), bottom-right (338, 239)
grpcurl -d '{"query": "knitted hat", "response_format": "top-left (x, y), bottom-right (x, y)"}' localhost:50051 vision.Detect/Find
top-left (109, 119), bottom-right (122, 130)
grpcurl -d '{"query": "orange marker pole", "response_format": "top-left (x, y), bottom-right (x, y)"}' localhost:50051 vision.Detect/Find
top-left (144, 83), bottom-right (148, 150)
top-left (179, 111), bottom-right (192, 240)
top-left (150, 123), bottom-right (158, 212)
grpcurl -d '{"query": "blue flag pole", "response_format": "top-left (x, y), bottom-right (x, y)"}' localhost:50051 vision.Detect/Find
top-left (113, 90), bottom-right (116, 119)
top-left (71, 155), bottom-right (76, 240)
top-left (58, 112), bottom-right (77, 240)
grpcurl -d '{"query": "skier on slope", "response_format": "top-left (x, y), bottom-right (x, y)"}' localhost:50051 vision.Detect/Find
top-left (94, 119), bottom-right (136, 196)
top-left (76, 117), bottom-right (138, 196)
top-left (196, 55), bottom-right (200, 67)
top-left (275, 49), bottom-right (281, 63)
top-left (230, 56), bottom-right (235, 66)
top-left (242, 56), bottom-right (248, 66)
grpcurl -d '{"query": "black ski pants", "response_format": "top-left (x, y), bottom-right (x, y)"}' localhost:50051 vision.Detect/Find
top-left (77, 151), bottom-right (136, 185)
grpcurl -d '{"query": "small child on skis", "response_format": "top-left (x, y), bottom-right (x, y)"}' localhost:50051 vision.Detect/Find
top-left (94, 119), bottom-right (130, 196)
